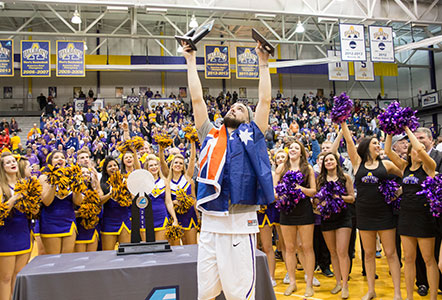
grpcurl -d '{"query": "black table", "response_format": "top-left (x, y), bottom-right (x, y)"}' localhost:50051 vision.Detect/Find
top-left (13, 244), bottom-right (276, 300)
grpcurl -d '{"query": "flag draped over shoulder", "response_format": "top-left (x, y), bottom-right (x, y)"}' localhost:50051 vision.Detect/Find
top-left (197, 122), bottom-right (274, 216)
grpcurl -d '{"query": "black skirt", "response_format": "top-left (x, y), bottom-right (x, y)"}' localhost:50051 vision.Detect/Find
top-left (321, 208), bottom-right (352, 232)
top-left (280, 197), bottom-right (314, 226)
top-left (398, 208), bottom-right (437, 238)
top-left (356, 203), bottom-right (395, 231)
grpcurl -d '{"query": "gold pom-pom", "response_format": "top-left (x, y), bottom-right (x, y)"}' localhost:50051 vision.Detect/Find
top-left (107, 171), bottom-right (132, 207)
top-left (117, 137), bottom-right (145, 153)
top-left (183, 125), bottom-right (199, 143)
top-left (165, 218), bottom-right (184, 241)
top-left (43, 164), bottom-right (71, 196)
top-left (0, 202), bottom-right (10, 226)
top-left (258, 205), bottom-right (267, 214)
top-left (77, 190), bottom-right (102, 230)
top-left (14, 177), bottom-right (42, 219)
top-left (174, 188), bottom-right (195, 215)
top-left (69, 165), bottom-right (87, 194)
top-left (154, 133), bottom-right (173, 148)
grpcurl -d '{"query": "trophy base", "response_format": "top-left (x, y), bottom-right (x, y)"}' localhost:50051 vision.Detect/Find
top-left (117, 241), bottom-right (172, 255)
top-left (175, 36), bottom-right (197, 51)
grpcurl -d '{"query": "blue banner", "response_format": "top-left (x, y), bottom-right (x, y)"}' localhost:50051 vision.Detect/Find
top-left (0, 40), bottom-right (14, 77)
top-left (204, 45), bottom-right (230, 79)
top-left (56, 41), bottom-right (85, 77)
top-left (20, 41), bottom-right (50, 77)
top-left (236, 46), bottom-right (259, 79)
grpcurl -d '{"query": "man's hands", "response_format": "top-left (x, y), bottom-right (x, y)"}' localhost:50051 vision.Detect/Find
top-left (182, 42), bottom-right (196, 63)
top-left (256, 41), bottom-right (270, 65)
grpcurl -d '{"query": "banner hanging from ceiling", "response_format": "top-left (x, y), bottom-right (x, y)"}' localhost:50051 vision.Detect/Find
top-left (236, 46), bottom-right (259, 79)
top-left (354, 58), bottom-right (375, 81)
top-left (56, 41), bottom-right (85, 77)
top-left (369, 26), bottom-right (395, 62)
top-left (0, 40), bottom-right (13, 77)
top-left (21, 40), bottom-right (50, 77)
top-left (339, 24), bottom-right (366, 61)
top-left (204, 45), bottom-right (230, 79)
top-left (327, 50), bottom-right (349, 81)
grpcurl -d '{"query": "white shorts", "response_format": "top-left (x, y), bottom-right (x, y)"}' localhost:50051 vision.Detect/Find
top-left (197, 231), bottom-right (256, 300)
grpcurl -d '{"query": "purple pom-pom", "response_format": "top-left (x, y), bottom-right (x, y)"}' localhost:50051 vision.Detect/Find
top-left (331, 92), bottom-right (353, 124)
top-left (275, 170), bottom-right (306, 214)
top-left (315, 181), bottom-right (347, 220)
top-left (417, 174), bottom-right (442, 217)
top-left (378, 101), bottom-right (419, 135)
top-left (379, 179), bottom-right (401, 209)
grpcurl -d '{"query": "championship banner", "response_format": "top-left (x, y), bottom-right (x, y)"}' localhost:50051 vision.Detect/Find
top-left (0, 40), bottom-right (13, 77)
top-left (20, 41), bottom-right (50, 77)
top-left (204, 45), bottom-right (230, 79)
top-left (339, 24), bottom-right (366, 61)
top-left (56, 41), bottom-right (85, 77)
top-left (236, 46), bottom-right (259, 79)
top-left (354, 59), bottom-right (375, 81)
top-left (369, 26), bottom-right (395, 63)
top-left (327, 50), bottom-right (349, 81)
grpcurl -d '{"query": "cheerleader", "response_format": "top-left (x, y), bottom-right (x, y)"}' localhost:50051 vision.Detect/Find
top-left (385, 127), bottom-right (439, 300)
top-left (144, 154), bottom-right (179, 241)
top-left (75, 167), bottom-right (103, 252)
top-left (259, 149), bottom-right (287, 287)
top-left (0, 153), bottom-right (30, 300)
top-left (276, 141), bottom-right (317, 297)
top-left (100, 157), bottom-right (131, 250)
top-left (341, 121), bottom-right (403, 300)
top-left (39, 150), bottom-right (83, 254)
top-left (316, 152), bottom-right (355, 298)
top-left (165, 140), bottom-right (198, 245)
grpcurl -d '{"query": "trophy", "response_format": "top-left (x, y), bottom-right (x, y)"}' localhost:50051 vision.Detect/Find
top-left (252, 28), bottom-right (275, 56)
top-left (175, 20), bottom-right (215, 50)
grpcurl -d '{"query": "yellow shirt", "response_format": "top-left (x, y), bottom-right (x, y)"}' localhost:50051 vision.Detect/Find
top-left (10, 135), bottom-right (20, 150)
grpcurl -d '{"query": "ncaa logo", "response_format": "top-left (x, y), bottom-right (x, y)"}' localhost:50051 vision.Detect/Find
top-left (378, 42), bottom-right (386, 50)
top-left (145, 286), bottom-right (179, 300)
top-left (349, 41), bottom-right (357, 49)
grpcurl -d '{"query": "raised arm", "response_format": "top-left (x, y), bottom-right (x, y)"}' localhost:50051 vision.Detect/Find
top-left (254, 41), bottom-right (271, 134)
top-left (341, 122), bottom-right (360, 170)
top-left (384, 134), bottom-right (408, 172)
top-left (186, 141), bottom-right (196, 179)
top-left (159, 145), bottom-right (169, 178)
top-left (405, 126), bottom-right (436, 176)
top-left (331, 130), bottom-right (343, 154)
top-left (39, 174), bottom-right (56, 206)
top-left (182, 43), bottom-right (209, 130)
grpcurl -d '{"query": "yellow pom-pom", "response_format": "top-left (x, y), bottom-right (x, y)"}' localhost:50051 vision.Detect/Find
top-left (107, 171), bottom-right (132, 207)
top-left (14, 177), bottom-right (42, 219)
top-left (257, 205), bottom-right (267, 214)
top-left (117, 137), bottom-right (145, 153)
top-left (165, 218), bottom-right (184, 241)
top-left (70, 165), bottom-right (87, 194)
top-left (183, 125), bottom-right (199, 143)
top-left (154, 133), bottom-right (173, 148)
top-left (43, 164), bottom-right (71, 195)
top-left (174, 188), bottom-right (195, 215)
top-left (0, 202), bottom-right (10, 226)
top-left (77, 190), bottom-right (101, 230)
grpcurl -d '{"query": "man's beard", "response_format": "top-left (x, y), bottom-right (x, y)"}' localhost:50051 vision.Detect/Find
top-left (222, 115), bottom-right (243, 129)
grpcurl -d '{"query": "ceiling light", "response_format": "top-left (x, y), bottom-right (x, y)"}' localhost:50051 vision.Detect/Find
top-left (84, 42), bottom-right (88, 51)
top-left (71, 9), bottom-right (81, 24)
top-left (318, 17), bottom-right (338, 23)
top-left (295, 20), bottom-right (305, 33)
top-left (254, 13), bottom-right (276, 19)
top-left (146, 7), bottom-right (167, 13)
top-left (107, 6), bottom-right (129, 12)
top-left (392, 31), bottom-right (397, 38)
top-left (189, 15), bottom-right (198, 29)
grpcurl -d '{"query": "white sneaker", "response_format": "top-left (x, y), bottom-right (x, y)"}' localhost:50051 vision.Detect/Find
top-left (271, 279), bottom-right (277, 287)
top-left (304, 274), bottom-right (321, 287)
top-left (283, 273), bottom-right (290, 284)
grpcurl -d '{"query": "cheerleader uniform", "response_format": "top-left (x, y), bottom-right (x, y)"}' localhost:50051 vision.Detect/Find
top-left (0, 188), bottom-right (32, 256)
top-left (398, 166), bottom-right (436, 238)
top-left (170, 175), bottom-right (198, 230)
top-left (258, 202), bottom-right (280, 228)
top-left (320, 180), bottom-right (352, 231)
top-left (148, 178), bottom-right (169, 231)
top-left (280, 177), bottom-right (314, 226)
top-left (101, 195), bottom-right (131, 235)
top-left (40, 191), bottom-right (77, 237)
top-left (75, 210), bottom-right (102, 244)
top-left (355, 161), bottom-right (395, 230)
